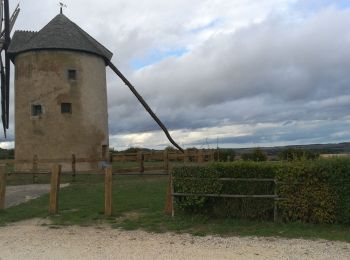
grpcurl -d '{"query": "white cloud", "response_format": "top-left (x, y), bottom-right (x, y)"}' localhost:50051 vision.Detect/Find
top-left (1, 0), bottom-right (349, 150)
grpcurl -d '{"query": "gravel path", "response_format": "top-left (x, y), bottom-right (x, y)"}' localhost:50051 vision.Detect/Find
top-left (0, 219), bottom-right (349, 260)
top-left (5, 184), bottom-right (69, 208)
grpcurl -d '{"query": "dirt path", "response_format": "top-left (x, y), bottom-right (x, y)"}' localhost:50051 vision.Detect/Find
top-left (5, 184), bottom-right (69, 208)
top-left (0, 219), bottom-right (349, 260)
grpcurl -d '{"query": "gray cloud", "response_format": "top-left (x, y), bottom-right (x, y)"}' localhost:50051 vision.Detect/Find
top-left (109, 8), bottom-right (350, 137)
top-left (2, 1), bottom-right (349, 149)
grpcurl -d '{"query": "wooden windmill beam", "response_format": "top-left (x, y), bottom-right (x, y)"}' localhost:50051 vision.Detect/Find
top-left (0, 1), bottom-right (20, 136)
top-left (107, 61), bottom-right (184, 153)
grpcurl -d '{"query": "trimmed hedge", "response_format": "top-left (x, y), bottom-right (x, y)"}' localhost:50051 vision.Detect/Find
top-left (173, 162), bottom-right (280, 220)
top-left (173, 158), bottom-right (350, 224)
top-left (276, 158), bottom-right (350, 224)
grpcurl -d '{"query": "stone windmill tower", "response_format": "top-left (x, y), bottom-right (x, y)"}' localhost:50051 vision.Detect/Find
top-left (8, 13), bottom-right (111, 171)
top-left (3, 7), bottom-right (182, 172)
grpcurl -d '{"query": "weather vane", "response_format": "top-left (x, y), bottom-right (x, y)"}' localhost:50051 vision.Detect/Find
top-left (59, 2), bottom-right (67, 14)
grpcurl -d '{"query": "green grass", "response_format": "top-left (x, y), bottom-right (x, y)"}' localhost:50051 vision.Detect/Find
top-left (1, 175), bottom-right (350, 242)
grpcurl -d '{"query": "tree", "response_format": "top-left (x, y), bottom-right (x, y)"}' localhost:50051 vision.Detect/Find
top-left (241, 148), bottom-right (267, 161)
top-left (278, 148), bottom-right (319, 161)
top-left (215, 149), bottom-right (236, 162)
top-left (122, 147), bottom-right (144, 153)
top-left (165, 145), bottom-right (176, 151)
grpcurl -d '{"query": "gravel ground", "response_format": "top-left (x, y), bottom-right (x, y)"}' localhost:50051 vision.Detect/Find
top-left (5, 184), bottom-right (69, 208)
top-left (0, 219), bottom-right (349, 260)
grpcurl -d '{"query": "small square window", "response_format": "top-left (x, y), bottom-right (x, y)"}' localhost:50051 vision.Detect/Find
top-left (68, 69), bottom-right (77, 80)
top-left (31, 104), bottom-right (42, 116)
top-left (61, 103), bottom-right (72, 114)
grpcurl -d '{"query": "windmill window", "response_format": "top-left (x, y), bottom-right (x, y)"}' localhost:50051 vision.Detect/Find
top-left (61, 103), bottom-right (72, 114)
top-left (31, 104), bottom-right (42, 116)
top-left (68, 69), bottom-right (77, 80)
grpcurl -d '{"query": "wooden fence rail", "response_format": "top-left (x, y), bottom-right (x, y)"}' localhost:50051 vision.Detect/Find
top-left (112, 149), bottom-right (216, 164)
top-left (112, 149), bottom-right (216, 175)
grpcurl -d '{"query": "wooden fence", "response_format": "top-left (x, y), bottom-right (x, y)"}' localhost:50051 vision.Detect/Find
top-left (112, 149), bottom-right (216, 174)
top-left (0, 149), bottom-right (216, 215)
top-left (0, 164), bottom-right (114, 216)
top-left (0, 156), bottom-right (104, 183)
top-left (0, 149), bottom-right (216, 177)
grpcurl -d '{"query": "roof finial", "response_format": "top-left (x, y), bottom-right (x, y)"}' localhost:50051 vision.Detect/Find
top-left (59, 2), bottom-right (67, 14)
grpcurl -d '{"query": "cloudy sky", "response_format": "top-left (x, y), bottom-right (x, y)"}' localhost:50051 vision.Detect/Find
top-left (1, 0), bottom-right (350, 150)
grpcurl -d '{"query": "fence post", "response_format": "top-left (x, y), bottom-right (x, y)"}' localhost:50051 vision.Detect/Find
top-left (104, 167), bottom-right (113, 216)
top-left (274, 179), bottom-right (278, 222)
top-left (32, 154), bottom-right (38, 183)
top-left (138, 151), bottom-right (144, 174)
top-left (49, 164), bottom-right (61, 215)
top-left (197, 149), bottom-right (204, 163)
top-left (109, 152), bottom-right (113, 164)
top-left (0, 165), bottom-right (6, 211)
top-left (164, 169), bottom-right (174, 216)
top-left (71, 154), bottom-right (76, 182)
top-left (210, 149), bottom-right (215, 162)
top-left (164, 150), bottom-right (169, 174)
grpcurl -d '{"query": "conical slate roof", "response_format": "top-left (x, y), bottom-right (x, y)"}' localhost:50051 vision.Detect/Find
top-left (8, 14), bottom-right (113, 61)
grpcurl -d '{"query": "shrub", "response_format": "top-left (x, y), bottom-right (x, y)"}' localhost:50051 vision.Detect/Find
top-left (215, 149), bottom-right (236, 162)
top-left (173, 162), bottom-right (279, 220)
top-left (276, 161), bottom-right (338, 224)
top-left (276, 158), bottom-right (350, 224)
top-left (173, 158), bottom-right (350, 224)
top-left (173, 166), bottom-right (222, 213)
top-left (316, 158), bottom-right (350, 224)
top-left (278, 148), bottom-right (319, 161)
top-left (241, 148), bottom-right (267, 161)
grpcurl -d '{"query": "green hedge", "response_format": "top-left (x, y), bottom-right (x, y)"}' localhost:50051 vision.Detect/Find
top-left (173, 162), bottom-right (280, 220)
top-left (173, 159), bottom-right (350, 224)
top-left (276, 158), bottom-right (350, 224)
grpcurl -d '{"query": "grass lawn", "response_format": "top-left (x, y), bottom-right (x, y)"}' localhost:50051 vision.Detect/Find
top-left (1, 174), bottom-right (350, 242)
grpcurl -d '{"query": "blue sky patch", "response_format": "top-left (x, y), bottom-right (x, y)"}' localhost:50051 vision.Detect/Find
top-left (337, 0), bottom-right (350, 9)
top-left (292, 0), bottom-right (350, 13)
top-left (131, 48), bottom-right (188, 70)
top-left (189, 18), bottom-right (222, 34)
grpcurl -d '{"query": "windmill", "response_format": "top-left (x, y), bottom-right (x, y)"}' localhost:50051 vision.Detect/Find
top-left (4, 0), bottom-right (183, 158)
top-left (0, 0), bottom-right (20, 137)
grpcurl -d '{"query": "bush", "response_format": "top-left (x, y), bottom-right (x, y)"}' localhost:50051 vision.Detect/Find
top-left (173, 158), bottom-right (350, 224)
top-left (173, 162), bottom-right (279, 220)
top-left (173, 166), bottom-right (222, 213)
top-left (277, 161), bottom-right (337, 224)
top-left (241, 148), bottom-right (267, 161)
top-left (278, 148), bottom-right (319, 161)
top-left (215, 149), bottom-right (236, 162)
top-left (276, 158), bottom-right (350, 224)
top-left (324, 158), bottom-right (350, 224)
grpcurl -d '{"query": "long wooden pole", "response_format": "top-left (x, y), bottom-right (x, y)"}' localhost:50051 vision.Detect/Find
top-left (3, 0), bottom-right (10, 130)
top-left (107, 61), bottom-right (183, 153)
